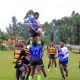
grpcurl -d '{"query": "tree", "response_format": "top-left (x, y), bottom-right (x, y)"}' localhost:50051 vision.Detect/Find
top-left (6, 16), bottom-right (19, 39)
top-left (6, 10), bottom-right (34, 40)
top-left (71, 10), bottom-right (76, 17)
top-left (6, 10), bottom-right (80, 45)
top-left (42, 35), bottom-right (50, 45)
top-left (42, 11), bottom-right (80, 45)
top-left (24, 10), bottom-right (34, 19)
top-left (0, 30), bottom-right (8, 40)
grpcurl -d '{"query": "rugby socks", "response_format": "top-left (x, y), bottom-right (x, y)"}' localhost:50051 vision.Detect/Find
top-left (21, 76), bottom-right (25, 80)
top-left (37, 75), bottom-right (41, 80)
top-left (29, 76), bottom-right (32, 80)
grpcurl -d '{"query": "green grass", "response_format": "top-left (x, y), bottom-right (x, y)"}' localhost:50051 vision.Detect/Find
top-left (0, 50), bottom-right (80, 80)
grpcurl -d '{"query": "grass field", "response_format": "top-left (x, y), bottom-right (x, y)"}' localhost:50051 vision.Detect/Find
top-left (0, 50), bottom-right (80, 80)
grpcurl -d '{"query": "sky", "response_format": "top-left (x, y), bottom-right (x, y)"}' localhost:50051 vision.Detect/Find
top-left (0, 0), bottom-right (80, 32)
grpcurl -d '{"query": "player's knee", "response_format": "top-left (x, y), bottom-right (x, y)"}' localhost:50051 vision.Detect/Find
top-left (37, 28), bottom-right (43, 34)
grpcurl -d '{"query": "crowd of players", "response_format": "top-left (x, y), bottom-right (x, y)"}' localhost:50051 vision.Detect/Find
top-left (13, 38), bottom-right (70, 80)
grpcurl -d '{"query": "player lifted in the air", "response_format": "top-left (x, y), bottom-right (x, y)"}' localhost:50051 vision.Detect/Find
top-left (27, 12), bottom-right (43, 41)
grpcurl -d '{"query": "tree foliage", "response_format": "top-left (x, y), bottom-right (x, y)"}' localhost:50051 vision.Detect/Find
top-left (6, 10), bottom-right (34, 40)
top-left (5, 10), bottom-right (80, 45)
top-left (42, 11), bottom-right (80, 45)
top-left (0, 29), bottom-right (8, 40)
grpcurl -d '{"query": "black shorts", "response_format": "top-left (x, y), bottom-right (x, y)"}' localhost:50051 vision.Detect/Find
top-left (30, 57), bottom-right (44, 67)
top-left (49, 54), bottom-right (55, 59)
top-left (15, 64), bottom-right (25, 72)
top-left (59, 61), bottom-right (68, 66)
top-left (29, 27), bottom-right (40, 37)
top-left (22, 57), bottom-right (30, 65)
top-left (29, 31), bottom-right (40, 37)
top-left (15, 58), bottom-right (30, 69)
top-left (15, 64), bottom-right (25, 70)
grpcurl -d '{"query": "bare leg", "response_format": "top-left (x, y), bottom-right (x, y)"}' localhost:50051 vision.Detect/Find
top-left (37, 36), bottom-right (41, 41)
top-left (53, 59), bottom-right (57, 68)
top-left (16, 69), bottom-right (20, 80)
top-left (41, 66), bottom-right (47, 77)
top-left (25, 66), bottom-right (31, 80)
top-left (36, 66), bottom-right (42, 80)
top-left (20, 66), bottom-right (27, 80)
top-left (64, 65), bottom-right (68, 77)
top-left (37, 66), bottom-right (41, 75)
top-left (31, 66), bottom-right (36, 78)
top-left (59, 64), bottom-right (65, 79)
top-left (36, 28), bottom-right (43, 35)
top-left (48, 59), bottom-right (51, 69)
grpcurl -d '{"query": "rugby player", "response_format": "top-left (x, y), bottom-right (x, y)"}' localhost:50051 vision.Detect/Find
top-left (47, 42), bottom-right (57, 71)
top-left (56, 40), bottom-right (69, 80)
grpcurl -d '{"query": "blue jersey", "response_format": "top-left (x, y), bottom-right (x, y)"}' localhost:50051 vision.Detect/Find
top-left (29, 45), bottom-right (43, 58)
top-left (28, 18), bottom-right (40, 30)
top-left (58, 46), bottom-right (69, 61)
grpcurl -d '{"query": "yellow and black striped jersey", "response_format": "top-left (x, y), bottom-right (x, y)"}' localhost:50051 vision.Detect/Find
top-left (47, 46), bottom-right (57, 54)
top-left (13, 48), bottom-right (22, 65)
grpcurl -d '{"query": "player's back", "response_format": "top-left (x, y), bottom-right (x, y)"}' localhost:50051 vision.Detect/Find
top-left (29, 45), bottom-right (43, 58)
top-left (13, 47), bottom-right (22, 66)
